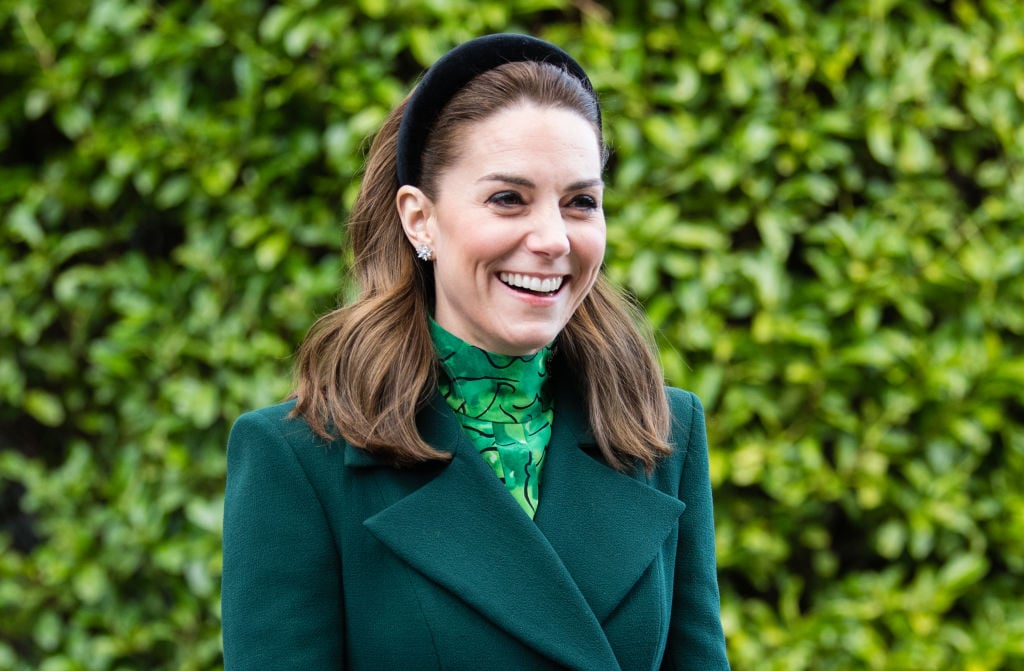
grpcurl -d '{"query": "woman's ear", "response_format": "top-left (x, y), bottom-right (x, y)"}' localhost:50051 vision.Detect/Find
top-left (396, 185), bottom-right (434, 249)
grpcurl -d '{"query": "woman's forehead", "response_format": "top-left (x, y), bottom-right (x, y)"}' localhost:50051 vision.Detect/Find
top-left (447, 105), bottom-right (603, 175)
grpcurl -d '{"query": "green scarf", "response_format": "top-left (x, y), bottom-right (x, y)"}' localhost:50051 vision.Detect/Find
top-left (429, 319), bottom-right (554, 518)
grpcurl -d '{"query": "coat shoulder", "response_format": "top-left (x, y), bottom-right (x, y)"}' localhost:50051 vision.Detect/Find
top-left (232, 398), bottom-right (300, 434)
top-left (664, 386), bottom-right (706, 452)
top-left (227, 398), bottom-right (347, 475)
top-left (650, 386), bottom-right (709, 490)
top-left (230, 398), bottom-right (333, 443)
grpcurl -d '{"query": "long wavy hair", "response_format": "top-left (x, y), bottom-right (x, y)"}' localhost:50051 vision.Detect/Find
top-left (292, 60), bottom-right (670, 471)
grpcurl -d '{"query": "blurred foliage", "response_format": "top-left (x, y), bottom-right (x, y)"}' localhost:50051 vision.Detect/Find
top-left (1, 0), bottom-right (1022, 669)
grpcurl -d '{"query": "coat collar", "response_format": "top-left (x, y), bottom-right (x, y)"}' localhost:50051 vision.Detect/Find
top-left (350, 382), bottom-right (685, 671)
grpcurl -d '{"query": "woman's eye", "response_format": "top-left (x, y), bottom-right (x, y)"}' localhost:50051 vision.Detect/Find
top-left (568, 194), bottom-right (599, 210)
top-left (487, 191), bottom-right (524, 207)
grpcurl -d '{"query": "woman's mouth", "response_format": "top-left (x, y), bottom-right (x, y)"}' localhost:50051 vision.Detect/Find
top-left (498, 272), bottom-right (565, 296)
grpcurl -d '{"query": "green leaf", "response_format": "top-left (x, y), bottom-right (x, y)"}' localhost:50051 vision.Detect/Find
top-left (72, 563), bottom-right (110, 605)
top-left (24, 389), bottom-right (65, 426)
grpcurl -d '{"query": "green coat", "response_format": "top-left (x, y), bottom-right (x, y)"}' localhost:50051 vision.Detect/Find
top-left (221, 382), bottom-right (730, 670)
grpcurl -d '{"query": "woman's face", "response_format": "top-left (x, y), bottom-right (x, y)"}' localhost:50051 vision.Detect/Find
top-left (403, 104), bottom-right (606, 356)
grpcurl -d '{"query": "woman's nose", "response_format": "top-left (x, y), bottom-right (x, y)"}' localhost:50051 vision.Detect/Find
top-left (525, 204), bottom-right (571, 257)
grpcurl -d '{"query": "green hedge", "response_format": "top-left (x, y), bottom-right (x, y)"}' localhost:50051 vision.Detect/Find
top-left (2, 1), bottom-right (1022, 669)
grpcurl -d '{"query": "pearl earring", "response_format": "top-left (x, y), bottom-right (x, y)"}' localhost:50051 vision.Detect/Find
top-left (415, 244), bottom-right (433, 261)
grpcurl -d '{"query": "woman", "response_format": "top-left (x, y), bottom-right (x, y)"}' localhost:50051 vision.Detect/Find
top-left (221, 33), bottom-right (729, 670)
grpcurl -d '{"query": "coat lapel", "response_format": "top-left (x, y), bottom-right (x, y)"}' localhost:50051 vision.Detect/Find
top-left (360, 392), bottom-right (621, 671)
top-left (534, 385), bottom-right (687, 623)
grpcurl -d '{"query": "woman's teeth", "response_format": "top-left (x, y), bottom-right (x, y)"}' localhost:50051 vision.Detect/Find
top-left (499, 272), bottom-right (564, 294)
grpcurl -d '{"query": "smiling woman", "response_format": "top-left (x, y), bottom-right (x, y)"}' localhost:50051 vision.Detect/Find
top-left (221, 33), bottom-right (730, 670)
top-left (398, 104), bottom-right (606, 355)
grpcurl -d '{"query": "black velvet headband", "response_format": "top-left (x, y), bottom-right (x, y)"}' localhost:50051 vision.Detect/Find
top-left (395, 33), bottom-right (600, 187)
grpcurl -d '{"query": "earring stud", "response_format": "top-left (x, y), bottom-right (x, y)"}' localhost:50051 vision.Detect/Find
top-left (415, 244), bottom-right (433, 261)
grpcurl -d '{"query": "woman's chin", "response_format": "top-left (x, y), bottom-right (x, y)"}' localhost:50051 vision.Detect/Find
top-left (484, 323), bottom-right (562, 356)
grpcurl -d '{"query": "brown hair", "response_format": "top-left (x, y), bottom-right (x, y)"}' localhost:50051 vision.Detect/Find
top-left (292, 61), bottom-right (670, 471)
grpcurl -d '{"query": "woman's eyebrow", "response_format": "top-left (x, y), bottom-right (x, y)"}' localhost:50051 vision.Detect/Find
top-left (477, 173), bottom-right (534, 187)
top-left (477, 174), bottom-right (604, 191)
top-left (567, 178), bottom-right (604, 190)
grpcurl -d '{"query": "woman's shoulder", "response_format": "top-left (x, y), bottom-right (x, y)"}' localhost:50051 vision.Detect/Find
top-left (662, 385), bottom-right (708, 460)
top-left (664, 386), bottom-right (705, 432)
top-left (664, 385), bottom-right (701, 407)
top-left (235, 398), bottom-right (297, 423)
top-left (231, 398), bottom-right (298, 436)
top-left (226, 399), bottom-right (350, 496)
top-left (228, 398), bottom-right (336, 455)
top-left (647, 386), bottom-right (711, 496)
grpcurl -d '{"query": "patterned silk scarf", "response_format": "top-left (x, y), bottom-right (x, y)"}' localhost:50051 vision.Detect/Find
top-left (429, 319), bottom-right (554, 518)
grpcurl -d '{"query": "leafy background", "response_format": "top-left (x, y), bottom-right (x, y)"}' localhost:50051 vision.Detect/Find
top-left (1, 0), bottom-right (1022, 669)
